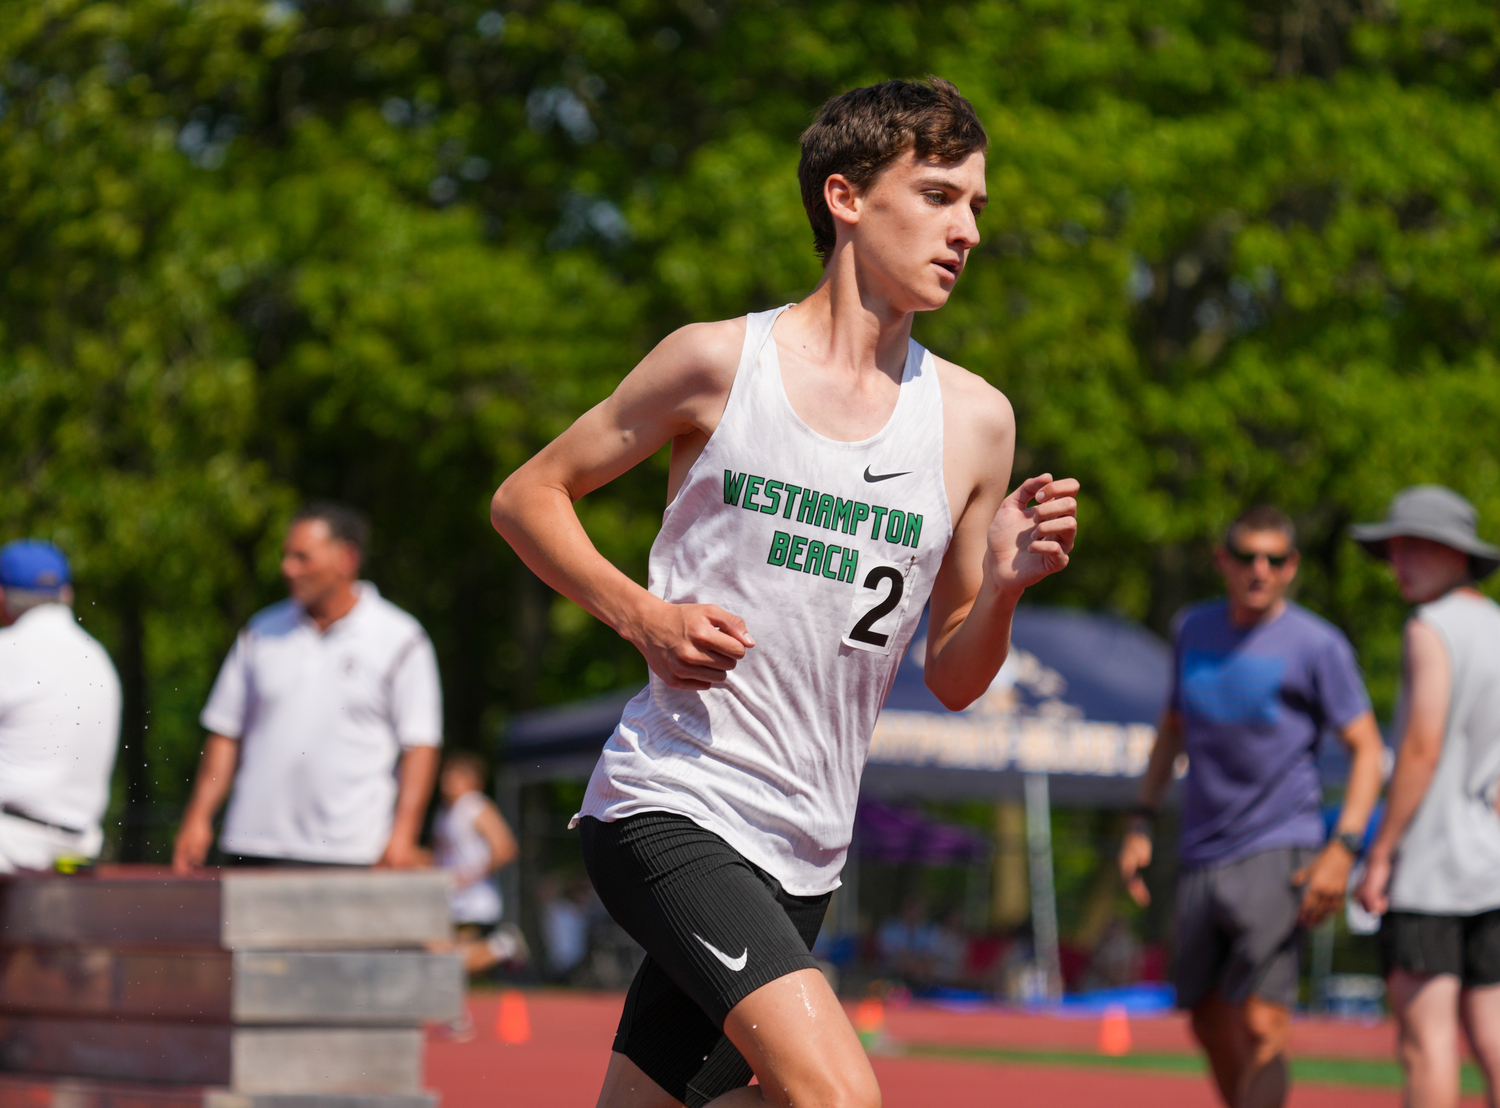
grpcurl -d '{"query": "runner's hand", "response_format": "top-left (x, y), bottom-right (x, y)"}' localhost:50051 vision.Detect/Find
top-left (986, 475), bottom-right (1079, 592)
top-left (378, 835), bottom-right (427, 869)
top-left (1355, 848), bottom-right (1392, 917)
top-left (1294, 844), bottom-right (1353, 928)
top-left (172, 815), bottom-right (214, 874)
top-left (1119, 830), bottom-right (1153, 907)
top-left (630, 600), bottom-right (754, 691)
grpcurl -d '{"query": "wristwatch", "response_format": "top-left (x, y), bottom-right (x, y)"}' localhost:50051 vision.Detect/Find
top-left (1333, 829), bottom-right (1363, 857)
top-left (1125, 805), bottom-right (1155, 839)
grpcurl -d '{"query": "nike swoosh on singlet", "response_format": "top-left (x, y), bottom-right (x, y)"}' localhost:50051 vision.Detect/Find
top-left (863, 466), bottom-right (912, 483)
top-left (694, 933), bottom-right (749, 972)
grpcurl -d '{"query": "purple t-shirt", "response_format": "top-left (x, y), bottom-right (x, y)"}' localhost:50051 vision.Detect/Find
top-left (1171, 600), bottom-right (1370, 868)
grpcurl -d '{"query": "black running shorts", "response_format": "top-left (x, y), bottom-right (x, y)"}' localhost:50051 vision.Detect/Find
top-left (578, 812), bottom-right (831, 1107)
top-left (1173, 846), bottom-right (1316, 1010)
top-left (1380, 908), bottom-right (1500, 987)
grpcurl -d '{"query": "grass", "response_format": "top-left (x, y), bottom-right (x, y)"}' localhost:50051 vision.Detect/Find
top-left (902, 1043), bottom-right (1488, 1094)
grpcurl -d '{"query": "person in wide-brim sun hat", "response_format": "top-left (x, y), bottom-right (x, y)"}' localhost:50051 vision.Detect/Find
top-left (1350, 483), bottom-right (1500, 580)
top-left (1352, 483), bottom-right (1500, 1108)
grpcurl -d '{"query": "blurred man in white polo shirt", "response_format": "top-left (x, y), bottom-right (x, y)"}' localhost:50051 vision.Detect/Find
top-left (0, 540), bottom-right (122, 872)
top-left (172, 503), bottom-right (442, 870)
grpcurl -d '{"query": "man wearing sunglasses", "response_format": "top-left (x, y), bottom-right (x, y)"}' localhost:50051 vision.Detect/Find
top-left (1119, 504), bottom-right (1385, 1108)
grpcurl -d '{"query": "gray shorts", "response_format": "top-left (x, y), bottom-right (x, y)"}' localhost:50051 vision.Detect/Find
top-left (1174, 845), bottom-right (1316, 1011)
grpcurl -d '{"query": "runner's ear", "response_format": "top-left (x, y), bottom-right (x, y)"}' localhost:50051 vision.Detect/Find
top-left (824, 173), bottom-right (860, 229)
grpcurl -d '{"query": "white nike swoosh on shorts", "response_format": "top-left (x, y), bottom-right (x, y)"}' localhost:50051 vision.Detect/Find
top-left (693, 933), bottom-right (748, 972)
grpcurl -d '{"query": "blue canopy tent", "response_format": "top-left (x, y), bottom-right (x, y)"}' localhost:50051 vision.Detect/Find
top-left (861, 606), bottom-right (1171, 806)
top-left (503, 605), bottom-right (1174, 796)
top-left (854, 606), bottom-right (1172, 992)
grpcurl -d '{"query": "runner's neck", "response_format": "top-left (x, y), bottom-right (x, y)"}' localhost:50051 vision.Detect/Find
top-left (791, 254), bottom-right (917, 384)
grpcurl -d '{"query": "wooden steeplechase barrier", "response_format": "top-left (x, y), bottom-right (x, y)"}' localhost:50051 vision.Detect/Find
top-left (0, 867), bottom-right (462, 1108)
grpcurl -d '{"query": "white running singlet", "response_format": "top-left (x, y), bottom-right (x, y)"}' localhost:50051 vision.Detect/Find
top-left (434, 790), bottom-right (503, 925)
top-left (573, 306), bottom-right (954, 896)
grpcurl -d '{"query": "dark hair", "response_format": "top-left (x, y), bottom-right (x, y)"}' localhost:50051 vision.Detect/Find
top-left (442, 750), bottom-right (488, 783)
top-left (799, 77), bottom-right (988, 265)
top-left (1225, 505), bottom-right (1297, 548)
top-left (292, 501), bottom-right (370, 553)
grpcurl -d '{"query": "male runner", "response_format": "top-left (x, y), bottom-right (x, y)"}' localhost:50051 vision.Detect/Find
top-left (1119, 505), bottom-right (1384, 1108)
top-left (492, 78), bottom-right (1078, 1108)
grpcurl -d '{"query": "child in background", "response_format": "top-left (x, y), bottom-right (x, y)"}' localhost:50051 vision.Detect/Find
top-left (433, 751), bottom-right (526, 973)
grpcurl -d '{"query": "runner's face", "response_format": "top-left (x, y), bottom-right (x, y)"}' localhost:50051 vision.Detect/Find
top-left (847, 149), bottom-right (986, 311)
top-left (281, 519), bottom-right (358, 609)
top-left (1215, 528), bottom-right (1298, 618)
top-left (1387, 535), bottom-right (1470, 603)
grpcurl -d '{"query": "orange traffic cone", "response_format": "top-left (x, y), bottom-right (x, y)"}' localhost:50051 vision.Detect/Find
top-left (854, 998), bottom-right (885, 1050)
top-left (1098, 1003), bottom-right (1131, 1056)
top-left (496, 990), bottom-right (532, 1044)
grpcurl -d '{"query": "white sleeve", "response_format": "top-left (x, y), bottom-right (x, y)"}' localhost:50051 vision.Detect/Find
top-left (390, 632), bottom-right (443, 749)
top-left (199, 632), bottom-right (250, 739)
top-left (0, 637), bottom-right (18, 722)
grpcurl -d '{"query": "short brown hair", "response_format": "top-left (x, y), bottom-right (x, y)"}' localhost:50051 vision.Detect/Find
top-left (292, 501), bottom-right (370, 553)
top-left (442, 750), bottom-right (488, 784)
top-left (799, 77), bottom-right (988, 265)
top-left (1225, 505), bottom-right (1297, 548)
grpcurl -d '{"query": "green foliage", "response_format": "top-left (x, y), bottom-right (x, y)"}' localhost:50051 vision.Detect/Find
top-left (3, 0), bottom-right (1498, 857)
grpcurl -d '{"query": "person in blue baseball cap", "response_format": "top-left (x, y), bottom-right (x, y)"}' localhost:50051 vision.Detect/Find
top-left (0, 539), bottom-right (121, 872)
top-left (0, 539), bottom-right (72, 598)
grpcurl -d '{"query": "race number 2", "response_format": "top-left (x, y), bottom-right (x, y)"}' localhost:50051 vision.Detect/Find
top-left (842, 559), bottom-right (913, 655)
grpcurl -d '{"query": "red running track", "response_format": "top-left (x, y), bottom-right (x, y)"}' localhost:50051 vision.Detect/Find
top-left (427, 990), bottom-right (1472, 1107)
top-left (870, 1000), bottom-right (1400, 1058)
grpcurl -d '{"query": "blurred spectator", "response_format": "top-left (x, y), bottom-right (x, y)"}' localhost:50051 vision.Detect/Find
top-left (580, 911), bottom-right (646, 990)
top-left (877, 898), bottom-right (941, 984)
top-left (1120, 503), bottom-right (1384, 1108)
top-left (0, 541), bottom-right (120, 872)
top-left (540, 875), bottom-right (596, 980)
top-left (965, 931), bottom-right (1013, 993)
top-left (1138, 944), bottom-right (1168, 983)
top-left (1352, 486), bottom-right (1500, 1106)
top-left (996, 924), bottom-right (1048, 1003)
top-left (1085, 916), bottom-right (1143, 990)
top-left (531, 873), bottom-right (646, 989)
top-left (1058, 942), bottom-right (1092, 992)
top-left (929, 910), bottom-right (970, 986)
top-left (433, 750), bottom-right (525, 973)
top-left (172, 503), bottom-right (442, 871)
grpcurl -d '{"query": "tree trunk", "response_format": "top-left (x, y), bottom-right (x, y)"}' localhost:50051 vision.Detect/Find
top-left (115, 594), bottom-right (152, 862)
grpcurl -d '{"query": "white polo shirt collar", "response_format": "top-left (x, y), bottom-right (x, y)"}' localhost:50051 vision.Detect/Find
top-left (292, 580), bottom-right (380, 636)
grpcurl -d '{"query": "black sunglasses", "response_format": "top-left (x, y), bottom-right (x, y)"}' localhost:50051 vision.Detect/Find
top-left (1227, 547), bottom-right (1293, 568)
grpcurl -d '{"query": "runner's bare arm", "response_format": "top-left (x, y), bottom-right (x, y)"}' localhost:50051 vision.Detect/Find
top-left (1331, 712), bottom-right (1385, 845)
top-left (1358, 618), bottom-right (1450, 914)
top-left (922, 365), bottom-right (1079, 710)
top-left (491, 320), bottom-right (753, 691)
top-left (1294, 710), bottom-right (1383, 926)
top-left (472, 800), bottom-right (519, 875)
top-left (172, 733), bottom-right (240, 873)
top-left (1119, 711), bottom-right (1185, 907)
top-left (380, 745), bottom-right (438, 869)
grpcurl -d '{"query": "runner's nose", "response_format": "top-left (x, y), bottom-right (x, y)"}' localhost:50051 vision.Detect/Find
top-left (952, 208), bottom-right (979, 250)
